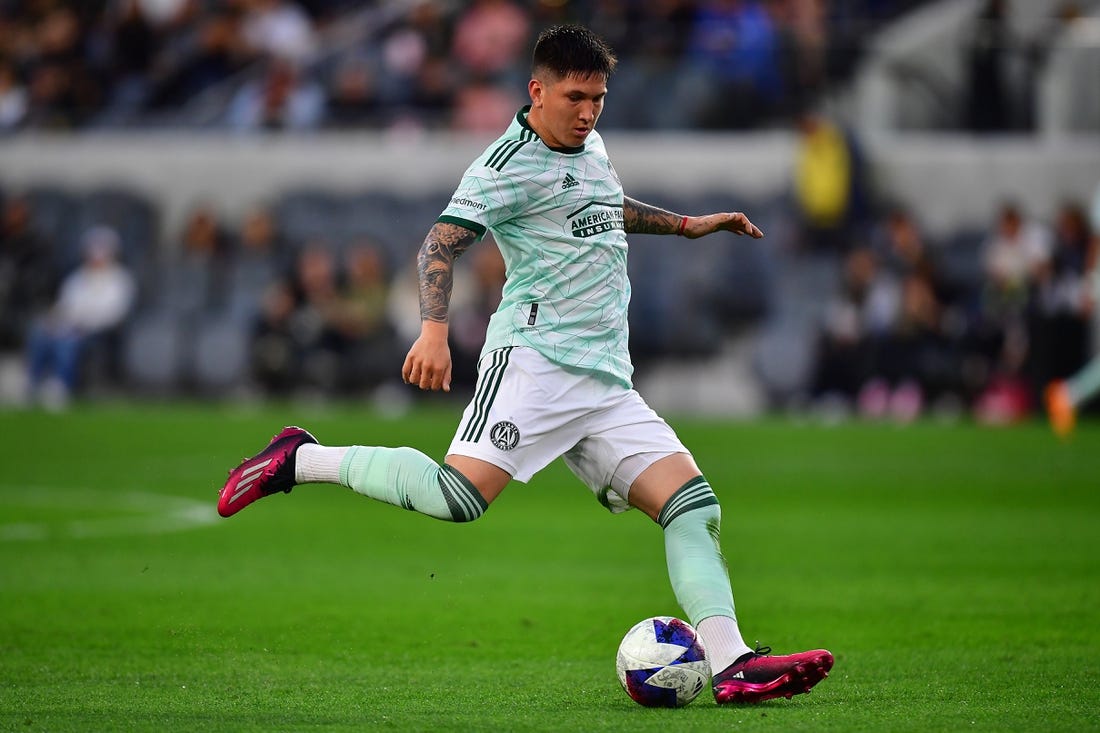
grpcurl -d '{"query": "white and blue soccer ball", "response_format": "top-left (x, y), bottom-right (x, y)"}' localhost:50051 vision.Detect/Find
top-left (615, 616), bottom-right (709, 707)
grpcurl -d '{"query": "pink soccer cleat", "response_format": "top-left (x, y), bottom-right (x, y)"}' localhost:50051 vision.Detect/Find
top-left (218, 426), bottom-right (317, 518)
top-left (712, 646), bottom-right (834, 704)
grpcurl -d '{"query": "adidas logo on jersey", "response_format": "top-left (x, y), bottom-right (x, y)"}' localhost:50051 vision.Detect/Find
top-left (561, 173), bottom-right (579, 190)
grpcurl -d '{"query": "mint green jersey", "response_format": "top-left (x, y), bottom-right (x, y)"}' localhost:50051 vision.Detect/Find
top-left (438, 107), bottom-right (633, 387)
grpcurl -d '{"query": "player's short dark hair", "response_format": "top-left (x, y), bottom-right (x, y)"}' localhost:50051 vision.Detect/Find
top-left (532, 24), bottom-right (617, 81)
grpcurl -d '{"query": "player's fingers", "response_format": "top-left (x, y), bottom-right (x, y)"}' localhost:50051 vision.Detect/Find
top-left (733, 213), bottom-right (764, 238)
top-left (442, 364), bottom-right (452, 392)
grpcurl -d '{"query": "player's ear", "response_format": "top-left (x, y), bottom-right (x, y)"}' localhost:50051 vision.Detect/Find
top-left (528, 77), bottom-right (544, 108)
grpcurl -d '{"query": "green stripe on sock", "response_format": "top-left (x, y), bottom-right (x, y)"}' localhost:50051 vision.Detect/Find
top-left (438, 469), bottom-right (476, 521)
top-left (340, 446), bottom-right (489, 523)
top-left (439, 464), bottom-right (487, 522)
top-left (658, 477), bottom-right (718, 529)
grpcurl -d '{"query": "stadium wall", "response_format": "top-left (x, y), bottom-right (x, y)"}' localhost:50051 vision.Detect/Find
top-left (2, 132), bottom-right (1098, 248)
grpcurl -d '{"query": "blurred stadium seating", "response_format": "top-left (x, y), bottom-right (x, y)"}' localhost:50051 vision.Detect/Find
top-left (0, 0), bottom-right (1097, 418)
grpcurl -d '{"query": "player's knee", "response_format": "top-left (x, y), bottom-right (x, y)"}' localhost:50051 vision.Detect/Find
top-left (436, 464), bottom-right (489, 523)
top-left (656, 476), bottom-right (720, 530)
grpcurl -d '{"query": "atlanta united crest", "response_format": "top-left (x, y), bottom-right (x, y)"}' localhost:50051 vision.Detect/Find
top-left (489, 421), bottom-right (520, 451)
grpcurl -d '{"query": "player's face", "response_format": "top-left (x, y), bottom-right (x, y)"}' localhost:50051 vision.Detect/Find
top-left (528, 72), bottom-right (607, 148)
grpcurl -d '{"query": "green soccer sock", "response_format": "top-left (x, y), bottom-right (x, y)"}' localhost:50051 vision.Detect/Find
top-left (660, 476), bottom-right (753, 672)
top-left (339, 446), bottom-right (487, 522)
top-left (659, 476), bottom-right (736, 624)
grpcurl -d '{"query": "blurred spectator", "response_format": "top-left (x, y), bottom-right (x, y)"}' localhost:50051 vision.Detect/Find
top-left (792, 110), bottom-right (871, 252)
top-left (778, 0), bottom-right (829, 109)
top-left (324, 53), bottom-right (380, 128)
top-left (288, 242), bottom-right (344, 391)
top-left (99, 0), bottom-right (159, 121)
top-left (971, 202), bottom-right (1052, 422)
top-left (1042, 181), bottom-right (1100, 435)
top-left (238, 202), bottom-right (287, 259)
top-left (0, 57), bottom-right (28, 129)
top-left (377, 2), bottom-right (439, 109)
top-left (226, 57), bottom-right (324, 130)
top-left (581, 0), bottom-right (697, 129)
top-left (451, 79), bottom-right (521, 133)
top-left (25, 226), bottom-right (135, 407)
top-left (162, 203), bottom-right (232, 317)
top-left (863, 273), bottom-right (955, 421)
top-left (132, 0), bottom-right (190, 27)
top-left (872, 207), bottom-right (933, 278)
top-left (1026, 200), bottom-right (1096, 389)
top-left (810, 247), bottom-right (898, 409)
top-left (238, 0), bottom-right (317, 63)
top-left (21, 5), bottom-right (102, 129)
top-left (0, 0), bottom-right (942, 132)
top-left (146, 8), bottom-right (251, 112)
top-left (982, 201), bottom-right (1052, 309)
top-left (334, 240), bottom-right (400, 391)
top-left (871, 206), bottom-right (958, 307)
top-left (229, 203), bottom-right (290, 319)
top-left (0, 195), bottom-right (55, 349)
top-left (372, 0), bottom-right (453, 128)
top-left (681, 0), bottom-right (785, 128)
top-left (251, 277), bottom-right (299, 393)
top-left (964, 0), bottom-right (1013, 132)
top-left (858, 207), bottom-right (967, 416)
top-left (450, 0), bottom-right (530, 82)
top-left (406, 56), bottom-right (456, 128)
top-left (296, 0), bottom-right (363, 24)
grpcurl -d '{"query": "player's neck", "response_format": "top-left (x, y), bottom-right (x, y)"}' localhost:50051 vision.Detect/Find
top-left (523, 107), bottom-right (585, 153)
top-left (524, 107), bottom-right (553, 148)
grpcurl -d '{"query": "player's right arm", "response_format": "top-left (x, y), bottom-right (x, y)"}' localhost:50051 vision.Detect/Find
top-left (402, 221), bottom-right (479, 392)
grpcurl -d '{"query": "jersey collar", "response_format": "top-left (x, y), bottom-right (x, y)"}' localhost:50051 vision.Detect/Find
top-left (517, 106), bottom-right (586, 155)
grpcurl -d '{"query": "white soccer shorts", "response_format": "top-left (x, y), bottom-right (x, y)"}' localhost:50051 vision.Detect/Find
top-left (447, 346), bottom-right (688, 512)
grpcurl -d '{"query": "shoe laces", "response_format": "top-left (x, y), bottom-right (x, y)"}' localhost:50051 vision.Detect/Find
top-left (753, 643), bottom-right (772, 657)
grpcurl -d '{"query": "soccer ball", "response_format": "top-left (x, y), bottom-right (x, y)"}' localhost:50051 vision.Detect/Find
top-left (615, 616), bottom-right (709, 707)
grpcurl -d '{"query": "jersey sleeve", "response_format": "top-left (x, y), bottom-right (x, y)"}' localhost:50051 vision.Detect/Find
top-left (437, 162), bottom-right (530, 240)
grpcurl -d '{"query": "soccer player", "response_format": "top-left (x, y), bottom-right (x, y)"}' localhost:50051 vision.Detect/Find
top-left (218, 25), bottom-right (834, 705)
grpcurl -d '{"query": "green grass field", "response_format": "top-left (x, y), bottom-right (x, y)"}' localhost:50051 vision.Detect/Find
top-left (1, 405), bottom-right (1098, 732)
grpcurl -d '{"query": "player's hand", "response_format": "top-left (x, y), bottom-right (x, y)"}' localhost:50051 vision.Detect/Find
top-left (682, 212), bottom-right (763, 240)
top-left (402, 324), bottom-right (452, 392)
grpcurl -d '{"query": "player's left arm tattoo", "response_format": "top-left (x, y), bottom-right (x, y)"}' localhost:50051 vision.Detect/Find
top-left (417, 222), bottom-right (478, 323)
top-left (623, 196), bottom-right (683, 235)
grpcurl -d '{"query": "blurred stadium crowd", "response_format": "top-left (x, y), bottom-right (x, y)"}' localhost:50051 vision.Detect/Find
top-left (0, 0), bottom-right (932, 132)
top-left (3, 165), bottom-right (1096, 421)
top-left (1, 0), bottom-right (1098, 423)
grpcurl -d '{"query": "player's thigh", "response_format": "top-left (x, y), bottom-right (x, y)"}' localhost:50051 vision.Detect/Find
top-left (563, 388), bottom-right (691, 514)
top-left (449, 347), bottom-right (591, 483)
top-left (627, 453), bottom-right (703, 521)
top-left (444, 453), bottom-right (512, 505)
